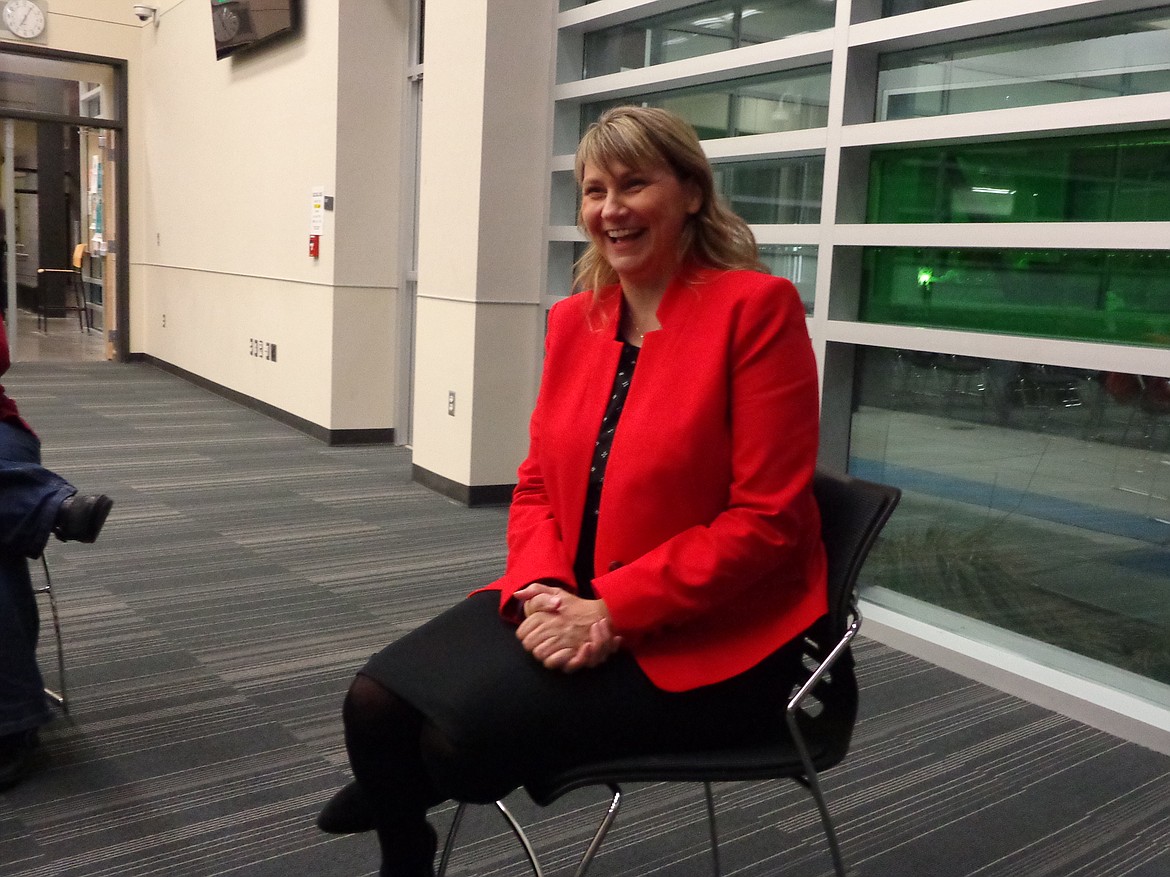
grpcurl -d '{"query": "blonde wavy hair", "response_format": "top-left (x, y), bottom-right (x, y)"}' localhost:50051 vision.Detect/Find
top-left (573, 105), bottom-right (763, 295)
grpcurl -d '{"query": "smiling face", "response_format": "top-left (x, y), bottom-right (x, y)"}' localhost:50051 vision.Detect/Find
top-left (579, 160), bottom-right (701, 297)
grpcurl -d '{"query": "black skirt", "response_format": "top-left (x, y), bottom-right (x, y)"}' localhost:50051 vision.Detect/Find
top-left (360, 591), bottom-right (804, 795)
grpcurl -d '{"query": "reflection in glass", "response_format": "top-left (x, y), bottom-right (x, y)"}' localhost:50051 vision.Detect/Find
top-left (882, 0), bottom-right (966, 13)
top-left (582, 0), bottom-right (836, 79)
top-left (876, 10), bottom-right (1170, 121)
top-left (760, 244), bottom-right (816, 311)
top-left (715, 154), bottom-right (823, 224)
top-left (0, 55), bottom-right (120, 122)
top-left (569, 241), bottom-right (816, 309)
top-left (582, 66), bottom-right (831, 139)
top-left (868, 131), bottom-right (1170, 223)
top-left (860, 247), bottom-right (1170, 347)
top-left (850, 346), bottom-right (1170, 688)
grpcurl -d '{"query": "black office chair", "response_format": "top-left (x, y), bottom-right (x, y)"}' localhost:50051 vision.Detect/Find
top-left (437, 468), bottom-right (901, 877)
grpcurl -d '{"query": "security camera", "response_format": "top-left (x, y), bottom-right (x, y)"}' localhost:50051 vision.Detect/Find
top-left (133, 4), bottom-right (157, 22)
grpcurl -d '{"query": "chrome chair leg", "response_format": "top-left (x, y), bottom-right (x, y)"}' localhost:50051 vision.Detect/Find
top-left (703, 781), bottom-right (721, 877)
top-left (787, 717), bottom-right (846, 877)
top-left (437, 801), bottom-right (466, 877)
top-left (438, 800), bottom-right (544, 877)
top-left (496, 799), bottom-right (543, 877)
top-left (32, 555), bottom-right (68, 713)
top-left (572, 784), bottom-right (621, 877)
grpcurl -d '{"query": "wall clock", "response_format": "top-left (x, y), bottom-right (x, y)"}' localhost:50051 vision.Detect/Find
top-left (2, 0), bottom-right (45, 39)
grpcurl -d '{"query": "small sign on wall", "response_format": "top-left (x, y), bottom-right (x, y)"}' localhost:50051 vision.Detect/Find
top-left (309, 185), bottom-right (324, 258)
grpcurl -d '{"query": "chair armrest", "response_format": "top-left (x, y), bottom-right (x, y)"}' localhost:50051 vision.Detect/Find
top-left (785, 605), bottom-right (862, 718)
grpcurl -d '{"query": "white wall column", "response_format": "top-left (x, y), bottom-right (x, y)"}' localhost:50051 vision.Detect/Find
top-left (410, 0), bottom-right (555, 503)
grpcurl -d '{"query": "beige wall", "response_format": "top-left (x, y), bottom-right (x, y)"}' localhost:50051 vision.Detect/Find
top-left (0, 0), bottom-right (140, 57)
top-left (131, 0), bottom-right (407, 432)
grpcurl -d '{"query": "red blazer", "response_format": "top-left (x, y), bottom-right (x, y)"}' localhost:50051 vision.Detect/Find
top-left (487, 267), bottom-right (827, 692)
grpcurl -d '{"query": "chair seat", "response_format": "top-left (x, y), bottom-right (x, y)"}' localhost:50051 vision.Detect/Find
top-left (526, 724), bottom-right (848, 806)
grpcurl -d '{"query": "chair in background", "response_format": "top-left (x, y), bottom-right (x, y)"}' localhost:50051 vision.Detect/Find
top-left (32, 554), bottom-right (69, 713)
top-left (438, 468), bottom-right (901, 877)
top-left (35, 243), bottom-right (91, 334)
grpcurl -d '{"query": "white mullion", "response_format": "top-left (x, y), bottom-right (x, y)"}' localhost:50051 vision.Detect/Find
top-left (751, 225), bottom-right (822, 246)
top-left (833, 221), bottom-right (1170, 252)
top-left (841, 91), bottom-right (1170, 148)
top-left (849, 0), bottom-right (1166, 52)
top-left (559, 0), bottom-right (716, 33)
top-left (548, 225), bottom-right (585, 242)
top-left (552, 128), bottom-right (829, 171)
top-left (823, 320), bottom-right (1170, 378)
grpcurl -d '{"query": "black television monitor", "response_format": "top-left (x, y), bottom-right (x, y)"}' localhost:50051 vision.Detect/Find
top-left (212, 0), bottom-right (300, 60)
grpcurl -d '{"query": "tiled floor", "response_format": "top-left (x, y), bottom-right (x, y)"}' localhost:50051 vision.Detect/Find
top-left (5, 306), bottom-right (108, 363)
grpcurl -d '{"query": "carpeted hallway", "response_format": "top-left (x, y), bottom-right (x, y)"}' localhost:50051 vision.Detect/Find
top-left (1, 361), bottom-right (1168, 877)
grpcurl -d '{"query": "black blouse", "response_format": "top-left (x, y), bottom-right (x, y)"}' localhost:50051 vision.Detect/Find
top-left (572, 341), bottom-right (640, 597)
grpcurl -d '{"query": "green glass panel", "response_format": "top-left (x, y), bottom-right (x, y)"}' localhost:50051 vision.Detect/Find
top-left (582, 0), bottom-right (836, 79)
top-left (715, 155), bottom-right (823, 224)
top-left (850, 345), bottom-right (1170, 687)
top-left (860, 247), bottom-right (1170, 347)
top-left (877, 10), bottom-right (1170, 122)
top-left (868, 131), bottom-right (1170, 223)
top-left (582, 66), bottom-right (831, 140)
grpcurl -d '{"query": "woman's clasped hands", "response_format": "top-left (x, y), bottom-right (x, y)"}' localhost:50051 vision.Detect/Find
top-left (514, 582), bottom-right (623, 672)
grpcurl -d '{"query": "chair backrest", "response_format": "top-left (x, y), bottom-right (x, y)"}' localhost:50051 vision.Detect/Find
top-left (812, 468), bottom-right (901, 636)
top-left (792, 469), bottom-right (901, 766)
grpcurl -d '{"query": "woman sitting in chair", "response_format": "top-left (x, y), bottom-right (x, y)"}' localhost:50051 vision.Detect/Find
top-left (318, 105), bottom-right (828, 877)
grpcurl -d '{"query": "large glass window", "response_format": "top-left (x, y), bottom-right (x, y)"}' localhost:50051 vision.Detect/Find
top-left (582, 0), bottom-right (836, 78)
top-left (877, 10), bottom-right (1170, 121)
top-left (860, 247), bottom-right (1170, 347)
top-left (582, 66), bottom-right (831, 139)
top-left (715, 154), bottom-right (823, 224)
top-left (851, 345), bottom-right (1170, 691)
top-left (868, 131), bottom-right (1170, 223)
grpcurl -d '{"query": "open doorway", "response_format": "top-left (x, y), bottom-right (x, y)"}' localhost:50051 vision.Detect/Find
top-left (0, 45), bottom-right (127, 364)
top-left (3, 118), bottom-right (115, 362)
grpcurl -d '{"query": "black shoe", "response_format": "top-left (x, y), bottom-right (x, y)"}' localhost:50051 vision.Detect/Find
top-left (317, 780), bottom-right (375, 834)
top-left (383, 821), bottom-right (438, 877)
top-left (53, 494), bottom-right (113, 543)
top-left (0, 730), bottom-right (40, 792)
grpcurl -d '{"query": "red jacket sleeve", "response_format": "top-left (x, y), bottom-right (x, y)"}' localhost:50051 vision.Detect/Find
top-left (491, 303), bottom-right (578, 609)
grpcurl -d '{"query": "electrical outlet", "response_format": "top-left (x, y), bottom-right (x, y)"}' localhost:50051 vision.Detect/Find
top-left (162, 314), bottom-right (166, 327)
top-left (250, 338), bottom-right (278, 362)
top-left (448, 391), bottom-right (456, 416)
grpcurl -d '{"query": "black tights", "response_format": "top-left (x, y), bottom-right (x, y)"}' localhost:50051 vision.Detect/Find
top-left (343, 673), bottom-right (520, 876)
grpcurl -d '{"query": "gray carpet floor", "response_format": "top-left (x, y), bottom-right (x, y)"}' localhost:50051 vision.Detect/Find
top-left (1, 361), bottom-right (1168, 877)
